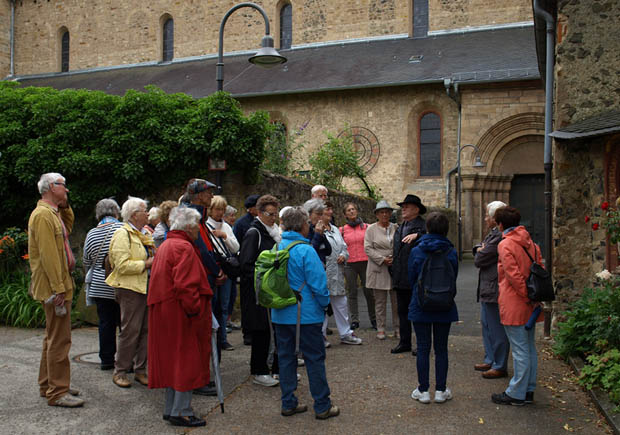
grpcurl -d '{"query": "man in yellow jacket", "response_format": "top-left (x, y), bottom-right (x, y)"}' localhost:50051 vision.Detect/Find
top-left (28, 172), bottom-right (84, 408)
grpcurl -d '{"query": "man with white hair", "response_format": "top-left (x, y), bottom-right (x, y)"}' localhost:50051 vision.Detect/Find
top-left (311, 185), bottom-right (328, 201)
top-left (28, 173), bottom-right (84, 407)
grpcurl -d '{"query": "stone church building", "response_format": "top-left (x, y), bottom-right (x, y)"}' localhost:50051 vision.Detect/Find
top-left (0, 0), bottom-right (546, 257)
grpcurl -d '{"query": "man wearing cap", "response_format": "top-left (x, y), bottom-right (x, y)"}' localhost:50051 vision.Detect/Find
top-left (233, 194), bottom-right (260, 245)
top-left (185, 178), bottom-right (225, 396)
top-left (390, 195), bottom-right (427, 355)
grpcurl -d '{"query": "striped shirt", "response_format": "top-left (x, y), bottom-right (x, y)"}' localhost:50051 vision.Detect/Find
top-left (83, 222), bottom-right (123, 300)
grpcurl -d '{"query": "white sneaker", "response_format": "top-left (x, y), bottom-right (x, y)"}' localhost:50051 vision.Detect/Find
top-left (341, 334), bottom-right (362, 345)
top-left (434, 388), bottom-right (453, 403)
top-left (411, 388), bottom-right (431, 404)
top-left (272, 373), bottom-right (301, 381)
top-left (324, 339), bottom-right (331, 348)
top-left (253, 374), bottom-right (279, 387)
top-left (297, 358), bottom-right (305, 367)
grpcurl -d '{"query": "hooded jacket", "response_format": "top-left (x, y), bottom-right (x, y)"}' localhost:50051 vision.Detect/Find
top-left (497, 225), bottom-right (544, 326)
top-left (407, 233), bottom-right (459, 323)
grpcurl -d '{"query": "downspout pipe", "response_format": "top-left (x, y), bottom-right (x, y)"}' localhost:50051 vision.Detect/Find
top-left (533, 0), bottom-right (555, 338)
top-left (445, 79), bottom-right (462, 254)
top-left (9, 0), bottom-right (15, 77)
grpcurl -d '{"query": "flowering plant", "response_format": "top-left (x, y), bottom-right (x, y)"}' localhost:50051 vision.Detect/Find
top-left (586, 200), bottom-right (620, 244)
top-left (0, 228), bottom-right (29, 276)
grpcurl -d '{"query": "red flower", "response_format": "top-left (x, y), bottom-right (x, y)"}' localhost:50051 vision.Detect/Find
top-left (22, 254), bottom-right (29, 260)
top-left (602, 201), bottom-right (610, 210)
top-left (592, 223), bottom-right (600, 230)
top-left (585, 216), bottom-right (590, 223)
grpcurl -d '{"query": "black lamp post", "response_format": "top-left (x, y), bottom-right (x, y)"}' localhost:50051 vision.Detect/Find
top-left (456, 144), bottom-right (485, 260)
top-left (216, 2), bottom-right (287, 92)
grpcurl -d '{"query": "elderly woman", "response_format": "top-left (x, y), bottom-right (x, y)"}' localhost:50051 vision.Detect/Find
top-left (322, 201), bottom-right (361, 346)
top-left (473, 201), bottom-right (510, 379)
top-left (142, 207), bottom-right (160, 235)
top-left (152, 200), bottom-right (177, 248)
top-left (223, 205), bottom-right (237, 227)
top-left (364, 200), bottom-right (398, 340)
top-left (147, 207), bottom-right (211, 428)
top-left (239, 195), bottom-right (281, 387)
top-left (105, 196), bottom-right (155, 388)
top-left (302, 199), bottom-right (332, 264)
top-left (492, 206), bottom-right (543, 406)
top-left (207, 195), bottom-right (240, 351)
top-left (341, 202), bottom-right (376, 331)
top-left (273, 206), bottom-right (339, 420)
top-left (83, 198), bottom-right (123, 370)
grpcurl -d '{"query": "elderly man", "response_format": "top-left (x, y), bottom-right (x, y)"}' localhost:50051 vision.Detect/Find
top-left (28, 173), bottom-right (84, 407)
top-left (311, 185), bottom-right (328, 201)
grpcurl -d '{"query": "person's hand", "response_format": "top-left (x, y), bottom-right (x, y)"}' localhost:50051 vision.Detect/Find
top-left (314, 220), bottom-right (325, 235)
top-left (402, 233), bottom-right (418, 244)
top-left (144, 257), bottom-right (154, 269)
top-left (480, 243), bottom-right (486, 249)
top-left (212, 229), bottom-right (227, 239)
top-left (337, 255), bottom-right (346, 264)
top-left (215, 271), bottom-right (227, 286)
top-left (54, 293), bottom-right (65, 306)
top-left (383, 256), bottom-right (393, 266)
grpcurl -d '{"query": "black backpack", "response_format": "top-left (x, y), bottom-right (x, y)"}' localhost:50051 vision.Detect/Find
top-left (417, 249), bottom-right (457, 312)
top-left (522, 245), bottom-right (555, 302)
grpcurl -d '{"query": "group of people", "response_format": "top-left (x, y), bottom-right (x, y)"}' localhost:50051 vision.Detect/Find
top-left (27, 171), bottom-right (544, 428)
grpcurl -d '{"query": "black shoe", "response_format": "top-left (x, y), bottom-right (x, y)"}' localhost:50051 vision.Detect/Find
top-left (390, 344), bottom-right (412, 354)
top-left (326, 327), bottom-right (333, 335)
top-left (411, 349), bottom-right (417, 356)
top-left (222, 342), bottom-right (235, 351)
top-left (351, 321), bottom-right (359, 330)
top-left (168, 415), bottom-right (206, 427)
top-left (193, 386), bottom-right (217, 396)
top-left (371, 320), bottom-right (377, 331)
top-left (525, 392), bottom-right (534, 404)
top-left (162, 414), bottom-right (170, 421)
top-left (100, 363), bottom-right (114, 371)
top-left (281, 403), bottom-right (308, 416)
top-left (243, 336), bottom-right (252, 346)
top-left (491, 392), bottom-right (524, 406)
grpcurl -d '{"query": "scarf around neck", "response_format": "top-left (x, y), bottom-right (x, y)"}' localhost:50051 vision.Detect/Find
top-left (258, 218), bottom-right (282, 243)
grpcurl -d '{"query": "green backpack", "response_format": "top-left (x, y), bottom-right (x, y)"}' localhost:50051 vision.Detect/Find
top-left (254, 240), bottom-right (307, 309)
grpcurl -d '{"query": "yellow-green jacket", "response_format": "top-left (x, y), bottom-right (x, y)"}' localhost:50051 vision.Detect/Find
top-left (28, 201), bottom-right (75, 301)
top-left (105, 223), bottom-right (153, 294)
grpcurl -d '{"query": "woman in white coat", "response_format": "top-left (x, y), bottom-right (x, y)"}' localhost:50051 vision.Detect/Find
top-left (322, 201), bottom-right (362, 346)
top-left (364, 200), bottom-right (399, 340)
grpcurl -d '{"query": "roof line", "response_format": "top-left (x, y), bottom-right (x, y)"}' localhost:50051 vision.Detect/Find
top-left (549, 126), bottom-right (620, 140)
top-left (427, 21), bottom-right (534, 36)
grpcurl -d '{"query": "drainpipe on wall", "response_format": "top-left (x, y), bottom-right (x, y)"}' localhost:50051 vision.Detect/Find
top-left (9, 0), bottom-right (15, 77)
top-left (444, 79), bottom-right (461, 209)
top-left (534, 0), bottom-right (555, 339)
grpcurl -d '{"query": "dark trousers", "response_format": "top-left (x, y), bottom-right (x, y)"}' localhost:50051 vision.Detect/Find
top-left (250, 329), bottom-right (279, 376)
top-left (413, 322), bottom-right (451, 392)
top-left (92, 297), bottom-right (120, 366)
top-left (395, 287), bottom-right (413, 347)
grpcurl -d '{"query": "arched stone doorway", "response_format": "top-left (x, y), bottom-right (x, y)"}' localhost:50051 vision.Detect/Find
top-left (460, 113), bottom-right (545, 254)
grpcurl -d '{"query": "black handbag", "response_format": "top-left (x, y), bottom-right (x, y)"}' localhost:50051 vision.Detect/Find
top-left (522, 246), bottom-right (555, 302)
top-left (207, 226), bottom-right (241, 279)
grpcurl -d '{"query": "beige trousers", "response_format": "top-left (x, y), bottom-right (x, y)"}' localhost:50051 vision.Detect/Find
top-left (114, 288), bottom-right (148, 376)
top-left (39, 300), bottom-right (72, 404)
top-left (373, 289), bottom-right (399, 333)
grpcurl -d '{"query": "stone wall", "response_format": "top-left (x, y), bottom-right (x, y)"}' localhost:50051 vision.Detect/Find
top-left (8, 0), bottom-right (532, 76)
top-left (0, 0), bottom-right (10, 78)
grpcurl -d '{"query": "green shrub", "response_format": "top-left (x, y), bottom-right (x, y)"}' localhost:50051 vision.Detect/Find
top-left (579, 348), bottom-right (620, 412)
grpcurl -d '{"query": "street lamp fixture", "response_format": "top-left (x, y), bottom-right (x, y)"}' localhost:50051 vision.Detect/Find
top-left (456, 144), bottom-right (485, 260)
top-left (217, 2), bottom-right (287, 92)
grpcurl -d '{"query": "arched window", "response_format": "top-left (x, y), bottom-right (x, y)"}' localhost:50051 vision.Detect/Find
top-left (419, 112), bottom-right (441, 176)
top-left (163, 17), bottom-right (174, 62)
top-left (280, 4), bottom-right (292, 49)
top-left (61, 30), bottom-right (70, 72)
top-left (412, 0), bottom-right (428, 38)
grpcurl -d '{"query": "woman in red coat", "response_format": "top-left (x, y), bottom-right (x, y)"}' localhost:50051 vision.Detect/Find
top-left (148, 206), bottom-right (212, 428)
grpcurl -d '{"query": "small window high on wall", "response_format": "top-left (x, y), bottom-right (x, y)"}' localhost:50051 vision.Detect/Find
top-left (412, 0), bottom-right (428, 38)
top-left (419, 112), bottom-right (441, 177)
top-left (280, 4), bottom-right (292, 49)
top-left (61, 30), bottom-right (70, 72)
top-left (163, 18), bottom-right (174, 62)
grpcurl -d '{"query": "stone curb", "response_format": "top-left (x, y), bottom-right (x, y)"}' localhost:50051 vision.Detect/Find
top-left (568, 355), bottom-right (620, 435)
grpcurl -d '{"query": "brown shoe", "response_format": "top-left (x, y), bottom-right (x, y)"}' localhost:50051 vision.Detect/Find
top-left (135, 373), bottom-right (148, 386)
top-left (49, 394), bottom-right (85, 408)
top-left (482, 369), bottom-right (508, 379)
top-left (474, 363), bottom-right (492, 372)
top-left (113, 374), bottom-right (132, 388)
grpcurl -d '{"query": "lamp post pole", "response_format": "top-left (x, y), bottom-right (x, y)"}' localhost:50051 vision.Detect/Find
top-left (456, 144), bottom-right (485, 261)
top-left (216, 2), bottom-right (286, 92)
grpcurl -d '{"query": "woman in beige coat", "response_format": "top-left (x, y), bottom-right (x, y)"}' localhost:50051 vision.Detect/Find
top-left (364, 200), bottom-right (399, 340)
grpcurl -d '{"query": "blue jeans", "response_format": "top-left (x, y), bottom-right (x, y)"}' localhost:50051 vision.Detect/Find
top-left (219, 279), bottom-right (233, 343)
top-left (413, 322), bottom-right (451, 392)
top-left (274, 323), bottom-right (331, 414)
top-left (504, 324), bottom-right (537, 400)
top-left (480, 302), bottom-right (510, 371)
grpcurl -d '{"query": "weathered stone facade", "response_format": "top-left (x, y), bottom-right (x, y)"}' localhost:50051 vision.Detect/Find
top-left (0, 0), bottom-right (10, 78)
top-left (3, 0), bottom-right (533, 76)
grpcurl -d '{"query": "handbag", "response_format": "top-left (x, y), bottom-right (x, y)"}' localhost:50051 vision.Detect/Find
top-left (207, 224), bottom-right (241, 279)
top-left (521, 245), bottom-right (555, 302)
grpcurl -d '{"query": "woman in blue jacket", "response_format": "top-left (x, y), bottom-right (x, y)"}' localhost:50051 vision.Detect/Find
top-left (408, 212), bottom-right (459, 404)
top-left (272, 206), bottom-right (339, 420)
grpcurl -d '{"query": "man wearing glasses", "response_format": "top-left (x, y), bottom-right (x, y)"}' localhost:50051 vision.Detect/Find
top-left (28, 173), bottom-right (84, 407)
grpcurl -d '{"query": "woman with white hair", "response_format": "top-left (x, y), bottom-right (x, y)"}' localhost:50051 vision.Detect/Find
top-left (473, 200), bottom-right (510, 379)
top-left (105, 196), bottom-right (155, 389)
top-left (142, 207), bottom-right (161, 235)
top-left (147, 207), bottom-right (212, 428)
top-left (82, 198), bottom-right (123, 370)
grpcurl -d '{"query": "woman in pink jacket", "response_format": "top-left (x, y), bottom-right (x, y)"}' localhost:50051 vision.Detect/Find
top-left (492, 206), bottom-right (543, 406)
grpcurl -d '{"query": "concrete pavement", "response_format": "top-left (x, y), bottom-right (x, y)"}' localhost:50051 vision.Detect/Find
top-left (0, 260), bottom-right (612, 434)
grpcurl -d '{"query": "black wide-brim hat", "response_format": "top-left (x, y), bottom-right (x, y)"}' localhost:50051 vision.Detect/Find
top-left (396, 194), bottom-right (427, 215)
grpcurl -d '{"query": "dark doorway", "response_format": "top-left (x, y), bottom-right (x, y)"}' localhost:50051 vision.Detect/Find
top-left (510, 174), bottom-right (545, 254)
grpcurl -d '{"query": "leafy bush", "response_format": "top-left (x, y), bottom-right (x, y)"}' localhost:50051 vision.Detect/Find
top-left (0, 83), bottom-right (271, 229)
top-left (262, 121), bottom-right (307, 176)
top-left (579, 349), bottom-right (620, 412)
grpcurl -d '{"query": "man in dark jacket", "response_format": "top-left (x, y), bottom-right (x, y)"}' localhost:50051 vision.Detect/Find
top-left (391, 195), bottom-right (426, 355)
top-left (233, 194), bottom-right (260, 244)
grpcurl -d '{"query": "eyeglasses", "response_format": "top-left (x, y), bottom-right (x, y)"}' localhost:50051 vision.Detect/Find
top-left (262, 211), bottom-right (277, 217)
top-left (53, 182), bottom-right (66, 188)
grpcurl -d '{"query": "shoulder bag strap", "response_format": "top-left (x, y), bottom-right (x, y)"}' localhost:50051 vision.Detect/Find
top-left (93, 225), bottom-right (115, 266)
top-left (521, 245), bottom-right (535, 265)
top-left (206, 222), bottom-right (232, 256)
